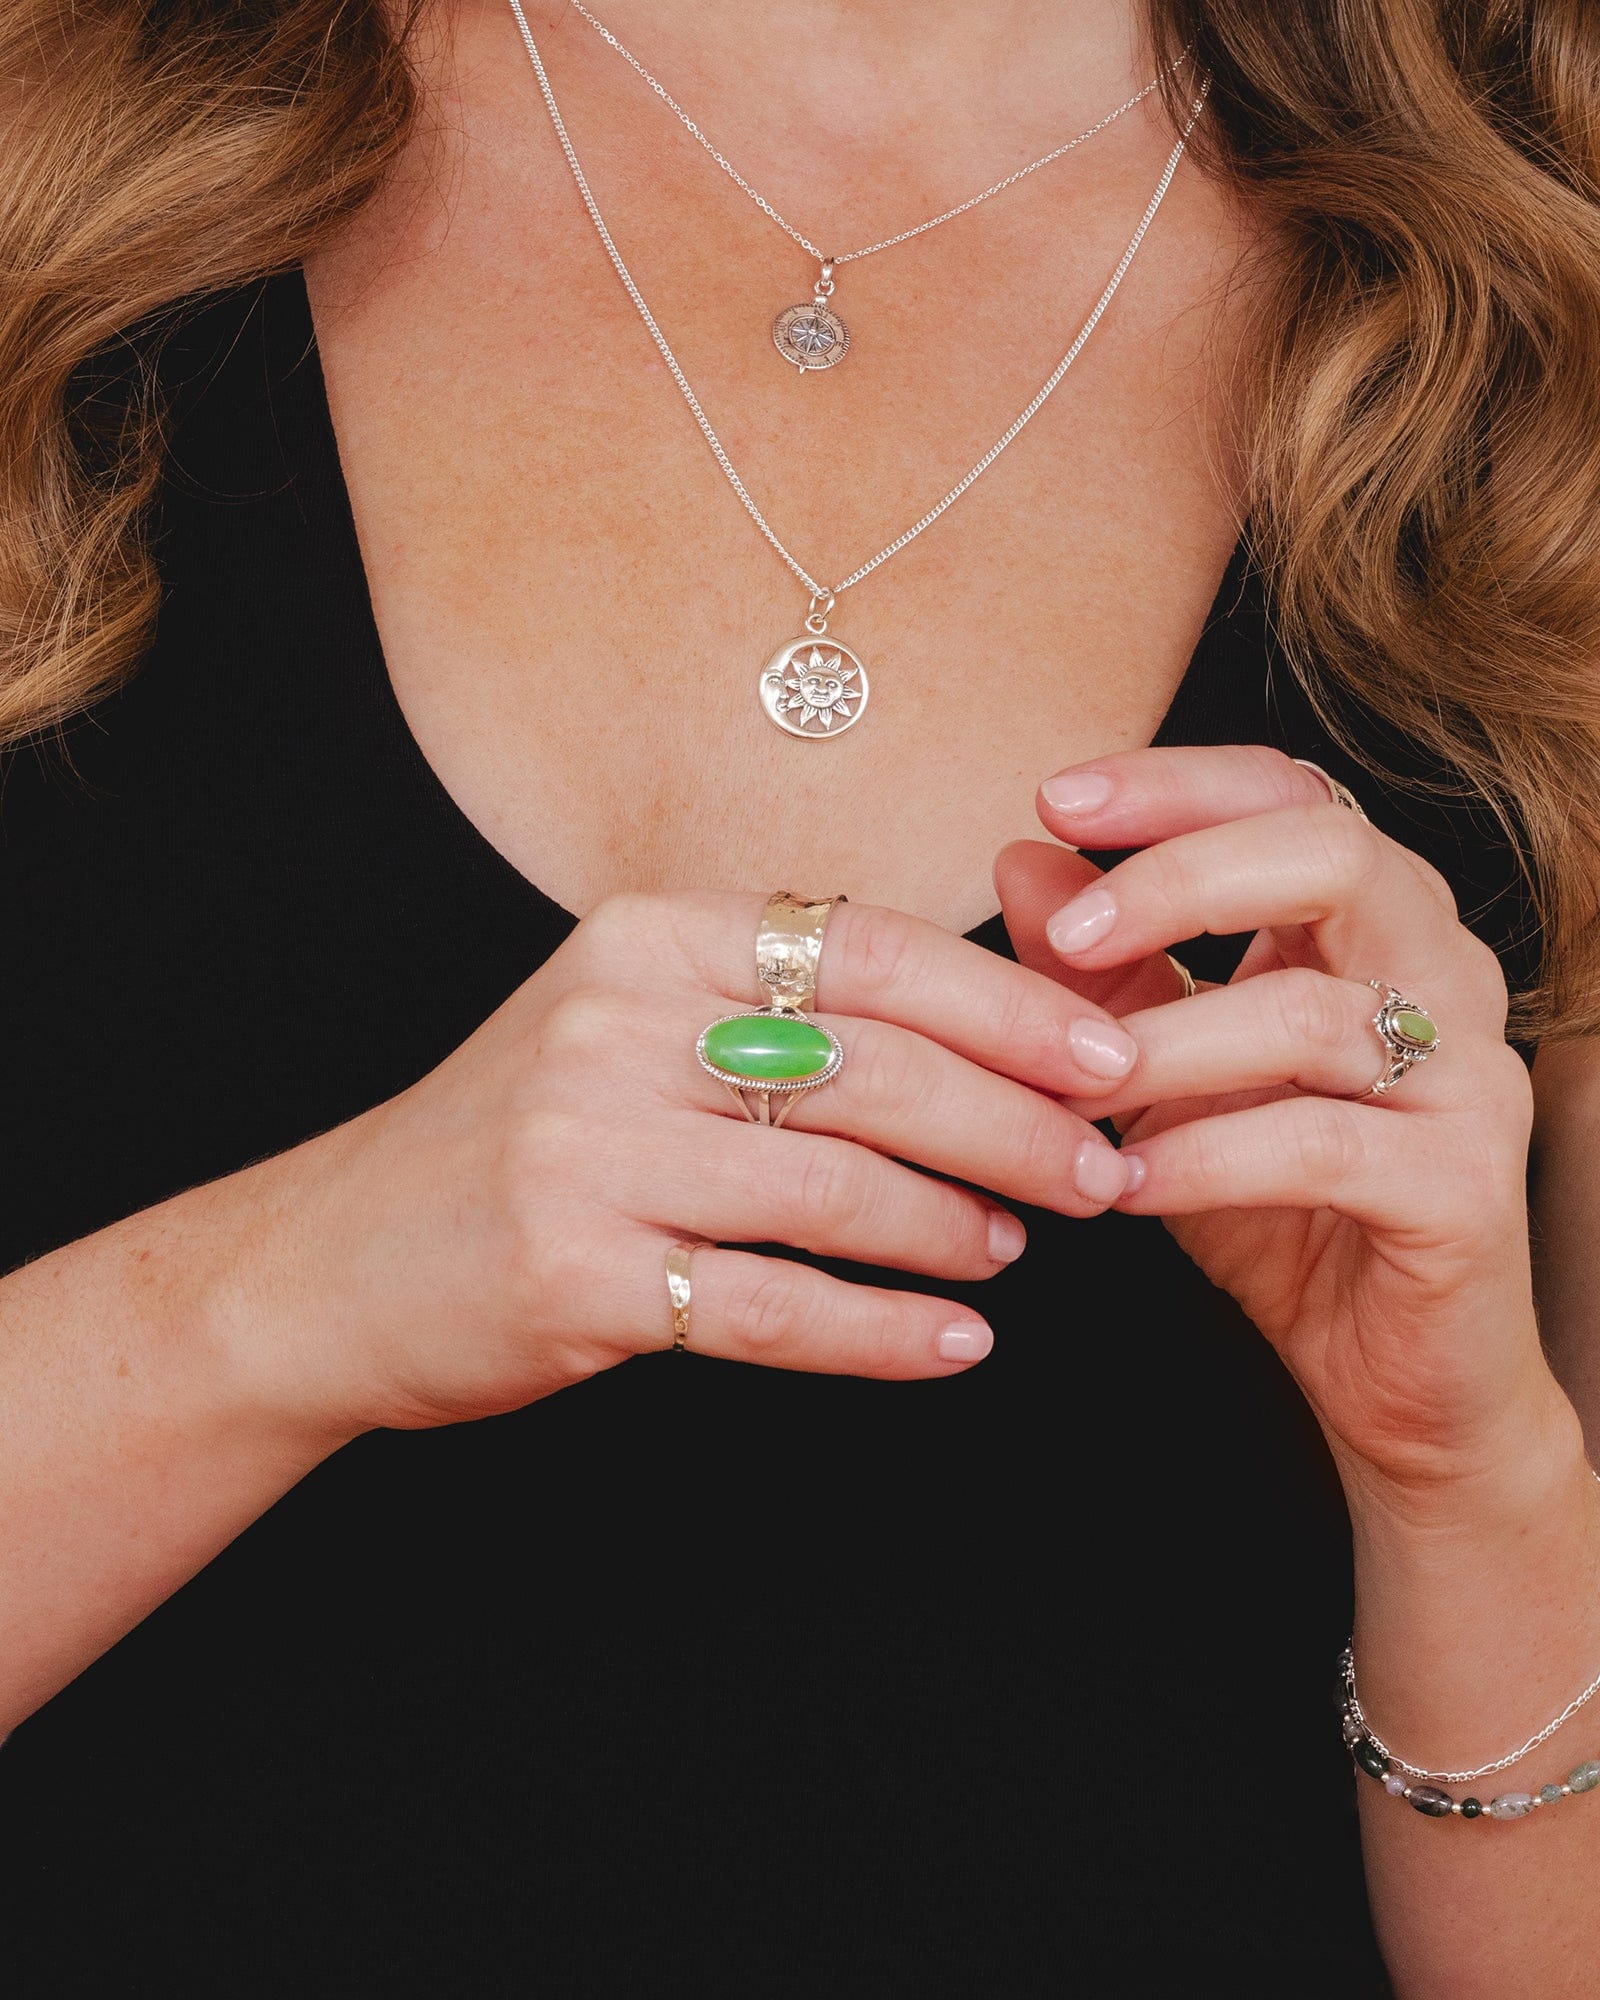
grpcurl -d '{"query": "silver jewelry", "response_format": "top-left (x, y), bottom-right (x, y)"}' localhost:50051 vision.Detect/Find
top-left (1294, 757), bottom-right (1370, 823)
top-left (1341, 1607), bottom-right (1600, 1787)
top-left (1360, 980), bottom-right (1440, 1099)
top-left (697, 892), bottom-right (847, 1127)
top-left (567, 0), bottom-right (1189, 369)
top-left (506, 0), bottom-right (1209, 736)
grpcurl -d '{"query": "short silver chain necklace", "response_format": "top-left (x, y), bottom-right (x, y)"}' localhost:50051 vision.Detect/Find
top-left (567, 0), bottom-right (1190, 372)
top-left (508, 0), bottom-right (1208, 738)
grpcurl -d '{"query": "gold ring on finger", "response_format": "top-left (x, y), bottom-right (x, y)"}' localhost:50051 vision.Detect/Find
top-left (697, 890), bottom-right (848, 1128)
top-left (666, 1242), bottom-right (696, 1352)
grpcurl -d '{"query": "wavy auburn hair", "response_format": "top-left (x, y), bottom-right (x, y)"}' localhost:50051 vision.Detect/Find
top-left (5, 0), bottom-right (1600, 1031)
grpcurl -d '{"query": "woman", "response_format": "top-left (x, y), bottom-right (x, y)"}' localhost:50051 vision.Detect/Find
top-left (4, 0), bottom-right (1600, 1989)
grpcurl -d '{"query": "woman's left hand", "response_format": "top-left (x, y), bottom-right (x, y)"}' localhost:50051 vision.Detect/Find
top-left (995, 743), bottom-right (1580, 1511)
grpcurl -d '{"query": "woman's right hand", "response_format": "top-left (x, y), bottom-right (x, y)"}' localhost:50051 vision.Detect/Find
top-left (220, 890), bottom-right (1141, 1437)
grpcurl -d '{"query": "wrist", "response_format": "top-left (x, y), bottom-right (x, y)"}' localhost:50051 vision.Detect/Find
top-left (1336, 1360), bottom-right (1590, 1550)
top-left (165, 1126), bottom-right (379, 1458)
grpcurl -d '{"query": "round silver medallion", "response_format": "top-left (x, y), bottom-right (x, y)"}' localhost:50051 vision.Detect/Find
top-left (759, 636), bottom-right (870, 738)
top-left (772, 302), bottom-right (850, 371)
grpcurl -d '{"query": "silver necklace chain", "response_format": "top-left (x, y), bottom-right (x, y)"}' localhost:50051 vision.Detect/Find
top-left (507, 0), bottom-right (1208, 609)
top-left (566, 0), bottom-right (1189, 270)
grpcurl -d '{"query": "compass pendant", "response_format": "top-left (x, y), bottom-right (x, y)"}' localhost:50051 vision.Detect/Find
top-left (773, 301), bottom-right (849, 371)
top-left (773, 259), bottom-right (850, 371)
top-left (759, 635), bottom-right (870, 737)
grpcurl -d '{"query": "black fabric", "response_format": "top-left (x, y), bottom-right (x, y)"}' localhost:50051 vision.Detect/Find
top-left (0, 272), bottom-right (1535, 1995)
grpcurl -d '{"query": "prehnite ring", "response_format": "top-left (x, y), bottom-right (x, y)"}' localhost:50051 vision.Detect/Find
top-left (698, 1010), bottom-right (844, 1127)
top-left (1363, 980), bottom-right (1441, 1099)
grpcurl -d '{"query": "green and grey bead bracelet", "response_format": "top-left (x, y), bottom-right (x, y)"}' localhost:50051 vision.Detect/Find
top-left (1337, 1644), bottom-right (1600, 1824)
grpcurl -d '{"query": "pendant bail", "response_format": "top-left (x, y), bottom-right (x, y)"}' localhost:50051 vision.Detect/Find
top-left (814, 259), bottom-right (837, 301)
top-left (804, 589), bottom-right (836, 636)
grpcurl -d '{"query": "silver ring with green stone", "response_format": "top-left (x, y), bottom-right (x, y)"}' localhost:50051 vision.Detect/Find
top-left (698, 1010), bottom-right (845, 1128)
top-left (1360, 980), bottom-right (1440, 1098)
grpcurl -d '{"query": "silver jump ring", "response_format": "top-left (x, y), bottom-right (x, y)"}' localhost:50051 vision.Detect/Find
top-left (1359, 980), bottom-right (1441, 1099)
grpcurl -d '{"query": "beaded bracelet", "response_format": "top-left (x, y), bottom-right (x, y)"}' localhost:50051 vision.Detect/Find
top-left (1337, 1646), bottom-right (1600, 1824)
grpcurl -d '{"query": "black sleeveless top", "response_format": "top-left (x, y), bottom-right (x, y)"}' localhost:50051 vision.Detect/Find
top-left (0, 274), bottom-right (1536, 1996)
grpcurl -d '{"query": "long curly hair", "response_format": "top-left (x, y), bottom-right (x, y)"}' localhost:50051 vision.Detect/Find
top-left (6, 0), bottom-right (1600, 1031)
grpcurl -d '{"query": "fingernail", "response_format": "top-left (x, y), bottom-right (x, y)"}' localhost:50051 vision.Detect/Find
top-left (1068, 1016), bottom-right (1137, 1078)
top-left (1074, 1136), bottom-right (1130, 1206)
top-left (1041, 771), bottom-right (1113, 816)
top-left (1120, 1152), bottom-right (1147, 1194)
top-left (938, 1323), bottom-right (994, 1364)
top-left (1047, 887), bottom-right (1117, 957)
top-left (988, 1210), bottom-right (1027, 1264)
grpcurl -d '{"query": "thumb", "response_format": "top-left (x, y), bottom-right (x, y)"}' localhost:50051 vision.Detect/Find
top-left (994, 840), bottom-right (1189, 1014)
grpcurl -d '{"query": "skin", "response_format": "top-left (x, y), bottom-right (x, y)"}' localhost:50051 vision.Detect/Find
top-left (3, 2), bottom-right (1599, 1992)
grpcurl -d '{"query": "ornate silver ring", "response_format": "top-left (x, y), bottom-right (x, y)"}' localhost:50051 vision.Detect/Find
top-left (1359, 981), bottom-right (1440, 1099)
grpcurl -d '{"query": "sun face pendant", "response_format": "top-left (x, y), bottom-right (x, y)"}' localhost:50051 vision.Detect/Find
top-left (759, 636), bottom-right (870, 738)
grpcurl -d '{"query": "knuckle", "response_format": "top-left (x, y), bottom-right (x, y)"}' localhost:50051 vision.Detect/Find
top-left (1460, 933), bottom-right (1511, 1022)
top-left (581, 890), bottom-right (658, 951)
top-left (538, 982), bottom-right (632, 1062)
top-left (1274, 967), bottom-right (1353, 1056)
top-left (1010, 1099), bottom-right (1077, 1192)
top-left (848, 1023), bottom-right (926, 1115)
top-left (724, 1261), bottom-right (806, 1353)
top-left (1481, 1042), bottom-right (1535, 1134)
top-left (1285, 1099), bottom-right (1367, 1186)
top-left (789, 1138), bottom-right (865, 1230)
top-left (1302, 802), bottom-right (1376, 896)
top-left (827, 902), bottom-right (920, 998)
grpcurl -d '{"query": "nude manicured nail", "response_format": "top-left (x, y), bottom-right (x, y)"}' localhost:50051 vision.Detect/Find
top-left (938, 1323), bottom-right (994, 1364)
top-left (1120, 1153), bottom-right (1148, 1194)
top-left (1047, 887), bottom-right (1118, 957)
top-left (988, 1210), bottom-right (1027, 1264)
top-left (1041, 771), bottom-right (1113, 815)
top-left (1068, 1017), bottom-right (1137, 1078)
top-left (1074, 1137), bottom-right (1130, 1206)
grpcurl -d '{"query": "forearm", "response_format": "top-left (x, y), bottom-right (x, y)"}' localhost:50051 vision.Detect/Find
top-left (0, 1164), bottom-right (356, 1736)
top-left (1347, 1409), bottom-right (1600, 1999)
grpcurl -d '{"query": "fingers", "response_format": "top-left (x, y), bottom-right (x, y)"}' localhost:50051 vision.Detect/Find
top-left (655, 1114), bottom-right (1028, 1282)
top-left (784, 1015), bottom-right (1132, 1216)
top-left (1114, 1094), bottom-right (1459, 1241)
top-left (1038, 742), bottom-right (1334, 848)
top-left (632, 984), bottom-right (1128, 1216)
top-left (645, 1243), bottom-right (995, 1379)
top-left (993, 841), bottom-right (1186, 1016)
top-left (1040, 801), bottom-right (1504, 1022)
top-left (1036, 742), bottom-right (1463, 925)
top-left (654, 890), bottom-right (1147, 1100)
top-left (1067, 967), bottom-right (1465, 1121)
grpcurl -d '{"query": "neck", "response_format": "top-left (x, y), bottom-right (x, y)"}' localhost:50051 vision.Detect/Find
top-left (547, 0), bottom-right (1152, 137)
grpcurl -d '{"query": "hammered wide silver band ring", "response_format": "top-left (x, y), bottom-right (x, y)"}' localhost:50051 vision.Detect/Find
top-left (1360, 981), bottom-right (1441, 1099)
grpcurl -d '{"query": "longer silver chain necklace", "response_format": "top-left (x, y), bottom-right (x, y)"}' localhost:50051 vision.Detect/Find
top-left (508, 0), bottom-right (1208, 738)
top-left (566, 0), bottom-right (1191, 372)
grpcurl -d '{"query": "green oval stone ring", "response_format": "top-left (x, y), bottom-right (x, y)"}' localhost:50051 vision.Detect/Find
top-left (698, 1010), bottom-right (845, 1126)
top-left (1361, 980), bottom-right (1441, 1099)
